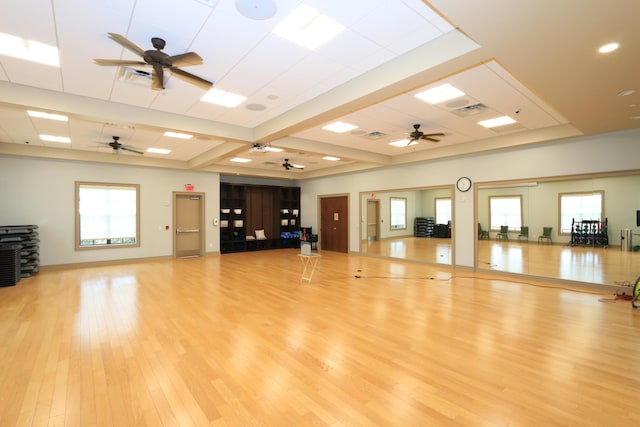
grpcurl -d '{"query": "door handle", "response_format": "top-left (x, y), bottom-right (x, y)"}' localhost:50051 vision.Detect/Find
top-left (177, 229), bottom-right (200, 233)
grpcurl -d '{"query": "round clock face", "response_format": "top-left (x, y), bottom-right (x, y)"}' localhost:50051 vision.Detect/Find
top-left (456, 176), bottom-right (472, 192)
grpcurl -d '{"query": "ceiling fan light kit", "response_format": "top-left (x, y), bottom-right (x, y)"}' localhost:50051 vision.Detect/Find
top-left (407, 123), bottom-right (445, 145)
top-left (94, 33), bottom-right (214, 91)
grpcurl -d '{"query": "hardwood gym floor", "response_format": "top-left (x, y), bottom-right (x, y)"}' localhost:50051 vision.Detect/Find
top-left (1, 249), bottom-right (639, 426)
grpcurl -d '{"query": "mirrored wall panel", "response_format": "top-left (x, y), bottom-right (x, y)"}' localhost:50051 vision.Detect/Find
top-left (476, 173), bottom-right (640, 286)
top-left (359, 187), bottom-right (453, 265)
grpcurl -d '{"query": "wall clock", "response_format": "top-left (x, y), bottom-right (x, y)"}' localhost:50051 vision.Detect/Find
top-left (456, 176), bottom-right (472, 192)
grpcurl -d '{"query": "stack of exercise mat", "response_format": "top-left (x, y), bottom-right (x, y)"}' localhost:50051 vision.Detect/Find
top-left (0, 225), bottom-right (40, 286)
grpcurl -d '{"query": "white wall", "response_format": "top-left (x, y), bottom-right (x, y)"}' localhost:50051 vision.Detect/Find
top-left (0, 156), bottom-right (220, 266)
top-left (301, 128), bottom-right (640, 269)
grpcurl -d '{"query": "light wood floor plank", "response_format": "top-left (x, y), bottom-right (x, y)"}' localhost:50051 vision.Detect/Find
top-left (1, 249), bottom-right (639, 426)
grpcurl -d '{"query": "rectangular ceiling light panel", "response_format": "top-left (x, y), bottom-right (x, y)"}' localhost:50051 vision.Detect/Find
top-left (0, 32), bottom-right (59, 67)
top-left (272, 5), bottom-right (345, 50)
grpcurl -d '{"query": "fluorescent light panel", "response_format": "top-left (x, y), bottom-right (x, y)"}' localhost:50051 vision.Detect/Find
top-left (230, 157), bottom-right (251, 163)
top-left (323, 156), bottom-right (340, 161)
top-left (478, 116), bottom-right (517, 128)
top-left (389, 139), bottom-right (415, 147)
top-left (0, 32), bottom-right (59, 66)
top-left (147, 148), bottom-right (171, 154)
top-left (164, 131), bottom-right (192, 139)
top-left (322, 121), bottom-right (357, 133)
top-left (598, 42), bottom-right (619, 53)
top-left (415, 83), bottom-right (465, 104)
top-left (272, 4), bottom-right (345, 50)
top-left (201, 89), bottom-right (247, 107)
top-left (27, 110), bottom-right (68, 122)
top-left (40, 134), bottom-right (70, 143)
top-left (265, 146), bottom-right (283, 152)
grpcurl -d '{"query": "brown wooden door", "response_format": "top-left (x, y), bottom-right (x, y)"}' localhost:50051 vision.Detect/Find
top-left (174, 192), bottom-right (205, 258)
top-left (320, 196), bottom-right (348, 253)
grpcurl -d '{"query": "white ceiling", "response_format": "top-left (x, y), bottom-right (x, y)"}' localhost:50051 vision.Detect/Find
top-left (0, 0), bottom-right (638, 180)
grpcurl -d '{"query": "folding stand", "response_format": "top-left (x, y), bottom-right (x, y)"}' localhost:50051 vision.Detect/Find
top-left (298, 254), bottom-right (320, 283)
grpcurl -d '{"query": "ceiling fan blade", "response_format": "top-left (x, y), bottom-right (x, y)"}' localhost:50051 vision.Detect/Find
top-left (168, 52), bottom-right (204, 67)
top-left (120, 146), bottom-right (144, 155)
top-left (151, 65), bottom-right (164, 90)
top-left (170, 67), bottom-right (214, 90)
top-left (93, 59), bottom-right (147, 67)
top-left (422, 133), bottom-right (444, 143)
top-left (107, 33), bottom-right (145, 57)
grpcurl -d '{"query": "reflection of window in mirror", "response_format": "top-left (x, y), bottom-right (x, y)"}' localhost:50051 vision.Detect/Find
top-left (559, 191), bottom-right (603, 234)
top-left (435, 197), bottom-right (451, 224)
top-left (489, 196), bottom-right (522, 231)
top-left (390, 197), bottom-right (407, 230)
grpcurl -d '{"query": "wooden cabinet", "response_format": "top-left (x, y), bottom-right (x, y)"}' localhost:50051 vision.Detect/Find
top-left (220, 183), bottom-right (300, 253)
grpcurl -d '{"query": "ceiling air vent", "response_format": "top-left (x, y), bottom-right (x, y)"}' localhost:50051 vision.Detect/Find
top-left (453, 103), bottom-right (489, 117)
top-left (362, 131), bottom-right (387, 140)
top-left (118, 67), bottom-right (152, 85)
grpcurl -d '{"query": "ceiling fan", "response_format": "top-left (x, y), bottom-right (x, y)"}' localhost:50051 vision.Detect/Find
top-left (282, 159), bottom-right (304, 170)
top-left (408, 124), bottom-right (445, 144)
top-left (94, 33), bottom-right (214, 91)
top-left (100, 136), bottom-right (144, 155)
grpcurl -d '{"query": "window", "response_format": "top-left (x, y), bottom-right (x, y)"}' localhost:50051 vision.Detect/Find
top-left (390, 197), bottom-right (407, 230)
top-left (559, 191), bottom-right (603, 234)
top-left (435, 198), bottom-right (452, 224)
top-left (75, 182), bottom-right (140, 249)
top-left (489, 196), bottom-right (522, 231)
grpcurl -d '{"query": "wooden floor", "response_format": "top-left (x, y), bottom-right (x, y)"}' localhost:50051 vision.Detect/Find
top-left (362, 236), bottom-right (640, 287)
top-left (1, 249), bottom-right (640, 426)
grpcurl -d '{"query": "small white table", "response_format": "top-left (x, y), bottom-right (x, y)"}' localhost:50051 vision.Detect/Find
top-left (298, 254), bottom-right (320, 283)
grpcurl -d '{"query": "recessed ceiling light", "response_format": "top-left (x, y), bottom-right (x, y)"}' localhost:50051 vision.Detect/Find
top-left (389, 139), bottom-right (413, 147)
top-left (147, 148), bottom-right (171, 154)
top-left (618, 89), bottom-right (636, 97)
top-left (0, 32), bottom-right (59, 66)
top-left (201, 89), bottom-right (247, 107)
top-left (478, 116), bottom-right (517, 128)
top-left (164, 131), bottom-right (192, 139)
top-left (230, 157), bottom-right (252, 163)
top-left (27, 110), bottom-right (68, 121)
top-left (272, 4), bottom-right (345, 50)
top-left (322, 121), bottom-right (357, 133)
top-left (323, 156), bottom-right (340, 161)
top-left (415, 84), bottom-right (465, 104)
top-left (598, 42), bottom-right (619, 53)
top-left (40, 135), bottom-right (70, 143)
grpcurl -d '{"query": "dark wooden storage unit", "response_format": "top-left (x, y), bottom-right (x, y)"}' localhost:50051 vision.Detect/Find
top-left (220, 183), bottom-right (300, 253)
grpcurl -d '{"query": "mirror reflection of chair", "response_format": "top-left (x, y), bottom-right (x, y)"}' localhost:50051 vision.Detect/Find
top-left (496, 225), bottom-right (509, 240)
top-left (518, 226), bottom-right (529, 241)
top-left (538, 227), bottom-right (553, 244)
top-left (478, 223), bottom-right (489, 240)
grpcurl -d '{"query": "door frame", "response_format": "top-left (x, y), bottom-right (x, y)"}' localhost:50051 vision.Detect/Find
top-left (366, 199), bottom-right (380, 241)
top-left (173, 191), bottom-right (206, 258)
top-left (318, 193), bottom-right (349, 253)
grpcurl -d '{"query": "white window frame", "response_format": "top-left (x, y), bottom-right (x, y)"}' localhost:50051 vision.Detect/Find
top-left (435, 197), bottom-right (452, 225)
top-left (75, 181), bottom-right (140, 250)
top-left (489, 195), bottom-right (522, 231)
top-left (390, 197), bottom-right (407, 230)
top-left (559, 191), bottom-right (604, 234)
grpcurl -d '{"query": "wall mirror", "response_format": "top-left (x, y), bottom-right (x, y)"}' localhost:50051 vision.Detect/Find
top-left (476, 172), bottom-right (640, 286)
top-left (359, 186), bottom-right (453, 265)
